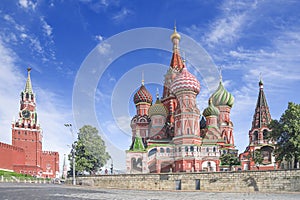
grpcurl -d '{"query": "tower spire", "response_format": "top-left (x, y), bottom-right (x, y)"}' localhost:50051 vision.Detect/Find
top-left (25, 67), bottom-right (33, 94)
top-left (141, 71), bottom-right (144, 86)
top-left (169, 23), bottom-right (184, 71)
top-left (218, 66), bottom-right (223, 82)
top-left (259, 72), bottom-right (263, 89)
top-left (251, 78), bottom-right (271, 129)
top-left (156, 88), bottom-right (159, 99)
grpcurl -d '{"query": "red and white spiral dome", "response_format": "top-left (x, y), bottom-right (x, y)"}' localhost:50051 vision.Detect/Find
top-left (170, 67), bottom-right (200, 95)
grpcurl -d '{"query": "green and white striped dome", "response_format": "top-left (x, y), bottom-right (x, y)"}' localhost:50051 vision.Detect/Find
top-left (211, 81), bottom-right (234, 108)
top-left (203, 98), bottom-right (220, 117)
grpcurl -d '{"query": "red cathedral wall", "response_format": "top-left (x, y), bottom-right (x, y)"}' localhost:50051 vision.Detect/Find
top-left (41, 151), bottom-right (59, 178)
top-left (0, 142), bottom-right (25, 171)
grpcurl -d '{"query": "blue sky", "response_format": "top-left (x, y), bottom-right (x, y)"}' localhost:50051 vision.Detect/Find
top-left (0, 0), bottom-right (299, 171)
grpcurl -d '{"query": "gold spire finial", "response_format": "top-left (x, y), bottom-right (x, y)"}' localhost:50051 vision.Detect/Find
top-left (218, 66), bottom-right (223, 82)
top-left (141, 71), bottom-right (144, 86)
top-left (182, 51), bottom-right (186, 63)
top-left (25, 67), bottom-right (33, 94)
top-left (259, 72), bottom-right (263, 87)
top-left (174, 20), bottom-right (177, 31)
top-left (170, 21), bottom-right (181, 41)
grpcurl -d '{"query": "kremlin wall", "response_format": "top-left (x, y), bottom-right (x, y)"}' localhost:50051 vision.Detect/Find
top-left (74, 169), bottom-right (300, 192)
top-left (0, 68), bottom-right (59, 178)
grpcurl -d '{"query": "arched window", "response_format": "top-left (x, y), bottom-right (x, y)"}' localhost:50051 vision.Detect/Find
top-left (187, 128), bottom-right (190, 135)
top-left (207, 162), bottom-right (211, 167)
top-left (166, 148), bottom-right (170, 153)
top-left (253, 131), bottom-right (258, 141)
top-left (206, 147), bottom-right (209, 152)
top-left (185, 96), bottom-right (189, 106)
top-left (213, 147), bottom-right (216, 152)
top-left (185, 146), bottom-right (189, 152)
top-left (263, 129), bottom-right (268, 139)
top-left (190, 146), bottom-right (194, 152)
top-left (160, 148), bottom-right (165, 153)
top-left (148, 148), bottom-right (157, 157)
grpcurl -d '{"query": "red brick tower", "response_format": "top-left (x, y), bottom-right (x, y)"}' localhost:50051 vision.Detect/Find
top-left (240, 79), bottom-right (276, 170)
top-left (161, 26), bottom-right (184, 128)
top-left (11, 68), bottom-right (43, 175)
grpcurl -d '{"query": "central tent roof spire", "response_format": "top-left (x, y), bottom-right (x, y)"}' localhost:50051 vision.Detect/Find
top-left (24, 67), bottom-right (33, 94)
top-left (169, 23), bottom-right (184, 71)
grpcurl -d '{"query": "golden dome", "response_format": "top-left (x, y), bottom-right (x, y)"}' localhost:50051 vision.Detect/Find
top-left (170, 26), bottom-right (181, 41)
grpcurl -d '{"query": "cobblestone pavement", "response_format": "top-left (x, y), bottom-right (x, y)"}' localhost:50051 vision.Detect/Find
top-left (0, 182), bottom-right (299, 200)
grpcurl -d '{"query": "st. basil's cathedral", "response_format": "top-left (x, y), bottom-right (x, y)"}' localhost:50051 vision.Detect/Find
top-left (126, 27), bottom-right (276, 173)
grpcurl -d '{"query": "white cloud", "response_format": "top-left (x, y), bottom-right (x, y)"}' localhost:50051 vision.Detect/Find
top-left (112, 8), bottom-right (132, 22)
top-left (206, 14), bottom-right (246, 45)
top-left (203, 0), bottom-right (259, 47)
top-left (97, 42), bottom-right (111, 55)
top-left (103, 116), bottom-right (131, 136)
top-left (3, 14), bottom-right (14, 23)
top-left (0, 40), bottom-right (24, 143)
top-left (79, 0), bottom-right (119, 12)
top-left (95, 34), bottom-right (104, 42)
top-left (41, 18), bottom-right (53, 37)
top-left (18, 0), bottom-right (37, 10)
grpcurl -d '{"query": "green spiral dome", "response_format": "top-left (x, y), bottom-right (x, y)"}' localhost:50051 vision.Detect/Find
top-left (203, 98), bottom-right (220, 117)
top-left (211, 81), bottom-right (234, 108)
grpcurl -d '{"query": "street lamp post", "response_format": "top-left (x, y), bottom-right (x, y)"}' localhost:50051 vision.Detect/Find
top-left (64, 123), bottom-right (76, 185)
top-left (110, 158), bottom-right (113, 174)
top-left (71, 143), bottom-right (76, 185)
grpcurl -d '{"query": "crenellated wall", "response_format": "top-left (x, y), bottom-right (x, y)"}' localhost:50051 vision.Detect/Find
top-left (74, 169), bottom-right (300, 193)
top-left (0, 142), bottom-right (25, 171)
top-left (41, 151), bottom-right (59, 178)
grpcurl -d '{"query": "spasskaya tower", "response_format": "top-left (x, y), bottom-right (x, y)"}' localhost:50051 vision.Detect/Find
top-left (9, 68), bottom-right (59, 178)
top-left (12, 68), bottom-right (42, 168)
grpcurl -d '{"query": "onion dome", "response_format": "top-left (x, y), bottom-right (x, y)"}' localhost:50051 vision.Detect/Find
top-left (170, 26), bottom-right (181, 41)
top-left (134, 84), bottom-right (153, 104)
top-left (203, 98), bottom-right (220, 117)
top-left (211, 81), bottom-right (234, 108)
top-left (170, 67), bottom-right (200, 95)
top-left (148, 98), bottom-right (168, 118)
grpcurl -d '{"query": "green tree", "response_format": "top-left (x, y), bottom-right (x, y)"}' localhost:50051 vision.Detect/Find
top-left (69, 125), bottom-right (110, 175)
top-left (268, 102), bottom-right (300, 168)
top-left (220, 153), bottom-right (240, 171)
top-left (253, 150), bottom-right (263, 169)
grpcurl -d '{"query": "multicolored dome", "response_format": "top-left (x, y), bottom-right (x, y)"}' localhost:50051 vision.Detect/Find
top-left (148, 98), bottom-right (168, 117)
top-left (211, 81), bottom-right (234, 108)
top-left (203, 98), bottom-right (220, 117)
top-left (134, 85), bottom-right (153, 104)
top-left (170, 67), bottom-right (200, 94)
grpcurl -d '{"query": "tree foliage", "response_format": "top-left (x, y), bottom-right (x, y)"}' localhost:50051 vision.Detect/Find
top-left (220, 153), bottom-right (240, 170)
top-left (268, 102), bottom-right (300, 168)
top-left (253, 150), bottom-right (263, 166)
top-left (69, 125), bottom-right (110, 174)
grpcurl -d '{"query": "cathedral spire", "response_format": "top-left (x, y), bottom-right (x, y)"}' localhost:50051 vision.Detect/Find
top-left (251, 77), bottom-right (271, 129)
top-left (25, 68), bottom-right (33, 94)
top-left (169, 24), bottom-right (184, 71)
